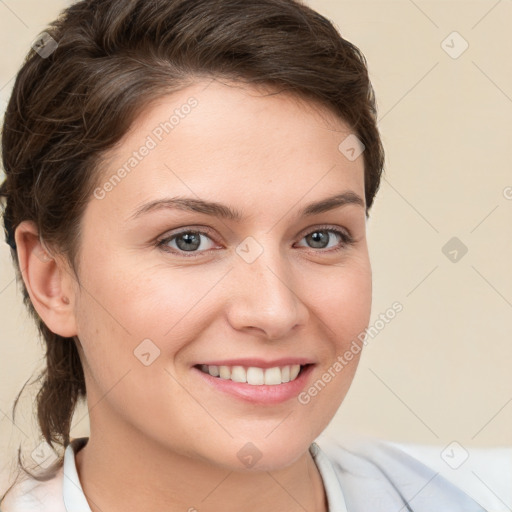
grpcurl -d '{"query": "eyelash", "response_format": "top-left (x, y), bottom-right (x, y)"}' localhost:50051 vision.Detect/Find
top-left (156, 225), bottom-right (355, 258)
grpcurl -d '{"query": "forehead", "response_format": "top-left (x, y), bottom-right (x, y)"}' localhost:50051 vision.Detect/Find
top-left (92, 79), bottom-right (365, 218)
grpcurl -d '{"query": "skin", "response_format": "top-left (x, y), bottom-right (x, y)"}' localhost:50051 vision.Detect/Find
top-left (15, 78), bottom-right (372, 512)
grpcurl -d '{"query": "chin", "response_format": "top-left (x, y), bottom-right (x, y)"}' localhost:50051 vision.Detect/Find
top-left (208, 436), bottom-right (314, 473)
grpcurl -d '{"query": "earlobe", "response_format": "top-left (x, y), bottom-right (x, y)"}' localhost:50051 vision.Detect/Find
top-left (14, 220), bottom-right (78, 338)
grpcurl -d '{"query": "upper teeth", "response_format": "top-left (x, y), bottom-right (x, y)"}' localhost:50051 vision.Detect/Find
top-left (199, 364), bottom-right (302, 385)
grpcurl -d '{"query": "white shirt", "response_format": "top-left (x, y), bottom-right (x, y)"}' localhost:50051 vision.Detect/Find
top-left (1, 436), bottom-right (488, 511)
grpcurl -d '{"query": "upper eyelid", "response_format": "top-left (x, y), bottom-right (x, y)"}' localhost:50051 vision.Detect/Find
top-left (158, 225), bottom-right (217, 243)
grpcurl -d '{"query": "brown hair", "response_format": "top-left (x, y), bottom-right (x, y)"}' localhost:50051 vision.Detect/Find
top-left (0, 0), bottom-right (384, 496)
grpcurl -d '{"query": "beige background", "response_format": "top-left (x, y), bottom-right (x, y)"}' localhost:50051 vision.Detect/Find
top-left (1, 0), bottom-right (511, 490)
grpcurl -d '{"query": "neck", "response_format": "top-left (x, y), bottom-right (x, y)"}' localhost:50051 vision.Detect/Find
top-left (74, 424), bottom-right (328, 512)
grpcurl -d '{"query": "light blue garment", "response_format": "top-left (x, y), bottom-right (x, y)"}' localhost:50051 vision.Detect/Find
top-left (313, 438), bottom-right (488, 511)
top-left (1, 436), bottom-right (487, 511)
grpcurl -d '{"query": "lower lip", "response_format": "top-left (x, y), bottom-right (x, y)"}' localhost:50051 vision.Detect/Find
top-left (192, 365), bottom-right (315, 405)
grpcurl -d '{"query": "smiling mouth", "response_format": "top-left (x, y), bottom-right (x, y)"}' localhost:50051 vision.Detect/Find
top-left (194, 364), bottom-right (310, 386)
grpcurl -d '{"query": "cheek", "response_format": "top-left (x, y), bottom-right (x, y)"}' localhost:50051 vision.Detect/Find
top-left (299, 257), bottom-right (371, 410)
top-left (309, 256), bottom-right (372, 346)
top-left (77, 250), bottom-right (187, 334)
top-left (340, 270), bottom-right (372, 343)
top-left (73, 256), bottom-right (217, 377)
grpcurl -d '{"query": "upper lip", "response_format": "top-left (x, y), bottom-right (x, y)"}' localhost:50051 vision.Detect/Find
top-left (194, 358), bottom-right (315, 369)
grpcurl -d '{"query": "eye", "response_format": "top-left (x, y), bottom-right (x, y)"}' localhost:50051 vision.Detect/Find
top-left (157, 225), bottom-right (355, 258)
top-left (157, 229), bottom-right (217, 257)
top-left (295, 227), bottom-right (355, 252)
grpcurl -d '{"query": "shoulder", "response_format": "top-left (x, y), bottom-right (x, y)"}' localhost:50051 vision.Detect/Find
top-left (314, 435), bottom-right (488, 512)
top-left (1, 437), bottom-right (89, 512)
top-left (1, 467), bottom-right (65, 512)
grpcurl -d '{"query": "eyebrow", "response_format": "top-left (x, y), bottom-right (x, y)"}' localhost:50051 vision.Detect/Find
top-left (128, 191), bottom-right (365, 222)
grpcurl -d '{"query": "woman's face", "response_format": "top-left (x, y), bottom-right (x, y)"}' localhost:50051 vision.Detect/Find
top-left (70, 79), bottom-right (372, 470)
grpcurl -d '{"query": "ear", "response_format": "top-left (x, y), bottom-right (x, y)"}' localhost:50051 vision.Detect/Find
top-left (14, 220), bottom-right (78, 338)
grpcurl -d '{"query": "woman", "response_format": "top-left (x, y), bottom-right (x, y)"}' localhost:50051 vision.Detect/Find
top-left (0, 0), bottom-right (486, 510)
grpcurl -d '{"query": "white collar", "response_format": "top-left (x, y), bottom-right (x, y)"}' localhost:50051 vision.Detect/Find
top-left (63, 438), bottom-right (92, 511)
top-left (310, 441), bottom-right (349, 512)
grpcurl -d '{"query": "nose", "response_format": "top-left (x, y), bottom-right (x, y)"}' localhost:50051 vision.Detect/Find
top-left (225, 244), bottom-right (309, 340)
